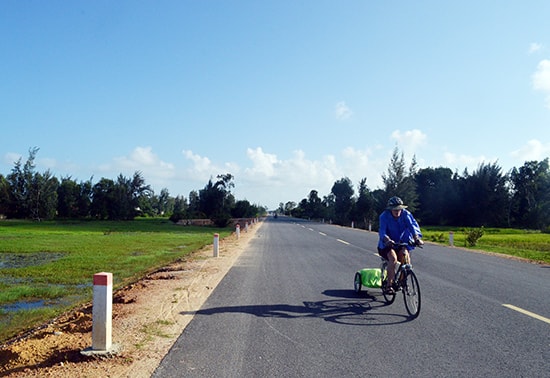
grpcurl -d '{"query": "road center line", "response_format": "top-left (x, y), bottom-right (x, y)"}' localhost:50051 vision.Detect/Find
top-left (337, 239), bottom-right (350, 245)
top-left (502, 304), bottom-right (550, 325)
top-left (319, 232), bottom-right (326, 236)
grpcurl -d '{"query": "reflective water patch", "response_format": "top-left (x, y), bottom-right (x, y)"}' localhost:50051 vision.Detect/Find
top-left (0, 252), bottom-right (65, 269)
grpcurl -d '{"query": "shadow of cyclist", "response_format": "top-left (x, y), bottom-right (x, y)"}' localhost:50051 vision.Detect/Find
top-left (181, 289), bottom-right (412, 326)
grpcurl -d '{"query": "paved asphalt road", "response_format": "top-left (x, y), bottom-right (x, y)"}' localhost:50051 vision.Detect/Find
top-left (153, 216), bottom-right (550, 377)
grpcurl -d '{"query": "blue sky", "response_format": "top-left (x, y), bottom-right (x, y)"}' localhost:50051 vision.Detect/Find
top-left (1, 1), bottom-right (549, 210)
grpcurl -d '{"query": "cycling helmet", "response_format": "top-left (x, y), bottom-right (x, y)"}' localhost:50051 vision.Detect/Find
top-left (387, 196), bottom-right (407, 210)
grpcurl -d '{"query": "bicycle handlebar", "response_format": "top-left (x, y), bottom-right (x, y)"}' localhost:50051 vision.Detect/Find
top-left (391, 240), bottom-right (423, 249)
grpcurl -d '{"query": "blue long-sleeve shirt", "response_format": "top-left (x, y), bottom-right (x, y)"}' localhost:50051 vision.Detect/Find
top-left (377, 209), bottom-right (422, 250)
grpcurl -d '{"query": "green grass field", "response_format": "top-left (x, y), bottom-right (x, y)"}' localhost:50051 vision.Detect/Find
top-left (422, 226), bottom-right (550, 264)
top-left (0, 218), bottom-right (232, 342)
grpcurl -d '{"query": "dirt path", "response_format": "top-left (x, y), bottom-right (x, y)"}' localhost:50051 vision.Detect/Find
top-left (0, 222), bottom-right (262, 377)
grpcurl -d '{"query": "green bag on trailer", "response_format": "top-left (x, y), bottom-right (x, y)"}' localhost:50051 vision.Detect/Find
top-left (359, 268), bottom-right (382, 288)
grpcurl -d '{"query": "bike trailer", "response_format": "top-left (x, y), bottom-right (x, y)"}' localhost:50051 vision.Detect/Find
top-left (357, 268), bottom-right (381, 288)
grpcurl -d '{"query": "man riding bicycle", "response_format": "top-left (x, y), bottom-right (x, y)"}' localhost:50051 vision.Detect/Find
top-left (377, 196), bottom-right (424, 294)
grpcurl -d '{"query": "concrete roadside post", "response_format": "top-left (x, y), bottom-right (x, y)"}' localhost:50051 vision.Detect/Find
top-left (236, 224), bottom-right (240, 239)
top-left (449, 231), bottom-right (454, 247)
top-left (93, 272), bottom-right (112, 351)
top-left (213, 233), bottom-right (219, 257)
top-left (81, 272), bottom-right (114, 356)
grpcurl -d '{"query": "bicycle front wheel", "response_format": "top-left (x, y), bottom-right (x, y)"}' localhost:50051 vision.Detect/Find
top-left (403, 270), bottom-right (421, 318)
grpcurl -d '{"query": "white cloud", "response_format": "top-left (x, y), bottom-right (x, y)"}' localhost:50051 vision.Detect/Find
top-left (390, 129), bottom-right (427, 158)
top-left (443, 152), bottom-right (496, 172)
top-left (111, 147), bottom-right (175, 177)
top-left (528, 42), bottom-right (542, 54)
top-left (233, 148), bottom-right (337, 205)
top-left (180, 149), bottom-right (239, 188)
top-left (3, 152), bottom-right (22, 166)
top-left (182, 150), bottom-right (214, 173)
top-left (38, 157), bottom-right (58, 169)
top-left (95, 147), bottom-right (176, 191)
top-left (77, 144), bottom-right (410, 208)
top-left (511, 139), bottom-right (550, 162)
top-left (335, 101), bottom-right (353, 120)
top-left (3, 152), bottom-right (78, 179)
top-left (532, 59), bottom-right (550, 108)
top-left (231, 146), bottom-right (388, 208)
top-left (245, 147), bottom-right (279, 177)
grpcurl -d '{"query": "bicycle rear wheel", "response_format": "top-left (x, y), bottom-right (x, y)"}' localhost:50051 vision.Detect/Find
top-left (380, 265), bottom-right (396, 304)
top-left (354, 272), bottom-right (362, 293)
top-left (403, 270), bottom-right (421, 318)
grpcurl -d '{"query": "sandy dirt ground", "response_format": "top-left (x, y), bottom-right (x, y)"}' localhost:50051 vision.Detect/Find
top-left (0, 222), bottom-right (262, 378)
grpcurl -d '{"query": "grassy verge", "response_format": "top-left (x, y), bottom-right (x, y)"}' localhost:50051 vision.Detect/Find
top-left (0, 218), bottom-right (232, 343)
top-left (422, 226), bottom-right (550, 264)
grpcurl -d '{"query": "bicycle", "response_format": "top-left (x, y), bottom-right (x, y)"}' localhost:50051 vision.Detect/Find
top-left (380, 241), bottom-right (422, 318)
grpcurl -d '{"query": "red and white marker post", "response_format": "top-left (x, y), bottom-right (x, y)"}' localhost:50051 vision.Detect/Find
top-left (213, 233), bottom-right (219, 257)
top-left (92, 272), bottom-right (113, 352)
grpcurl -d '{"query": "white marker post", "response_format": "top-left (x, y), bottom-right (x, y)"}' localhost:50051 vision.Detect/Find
top-left (449, 231), bottom-right (454, 247)
top-left (213, 233), bottom-right (219, 257)
top-left (236, 224), bottom-right (240, 239)
top-left (92, 272), bottom-right (112, 352)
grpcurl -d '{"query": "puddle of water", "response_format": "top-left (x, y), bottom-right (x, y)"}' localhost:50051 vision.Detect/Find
top-left (0, 289), bottom-right (90, 314)
top-left (1, 299), bottom-right (50, 312)
top-left (0, 252), bottom-right (65, 269)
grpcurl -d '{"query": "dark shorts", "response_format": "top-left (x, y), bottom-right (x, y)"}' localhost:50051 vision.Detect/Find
top-left (377, 246), bottom-right (392, 260)
top-left (377, 245), bottom-right (408, 261)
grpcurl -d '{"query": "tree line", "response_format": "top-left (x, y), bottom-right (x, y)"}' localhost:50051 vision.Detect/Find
top-left (281, 148), bottom-right (550, 232)
top-left (0, 148), bottom-right (265, 225)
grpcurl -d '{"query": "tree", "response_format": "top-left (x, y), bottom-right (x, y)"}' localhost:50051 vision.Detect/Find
top-left (28, 170), bottom-right (58, 220)
top-left (382, 146), bottom-right (406, 196)
top-left (284, 201), bottom-right (296, 216)
top-left (510, 159), bottom-right (550, 230)
top-left (0, 174), bottom-right (9, 216)
top-left (331, 177), bottom-right (354, 225)
top-left (457, 162), bottom-right (509, 227)
top-left (415, 167), bottom-right (457, 225)
top-left (293, 198), bottom-right (308, 219)
top-left (5, 147), bottom-right (59, 220)
top-left (90, 178), bottom-right (116, 220)
top-left (169, 195), bottom-right (188, 223)
top-left (307, 190), bottom-right (325, 219)
top-left (188, 190), bottom-right (201, 218)
top-left (232, 199), bottom-right (261, 218)
top-left (57, 177), bottom-right (81, 218)
top-left (355, 178), bottom-right (375, 228)
top-left (6, 147), bottom-right (40, 218)
top-left (322, 194), bottom-right (336, 222)
top-left (382, 146), bottom-right (418, 210)
top-left (198, 173), bottom-right (235, 226)
top-left (370, 188), bottom-right (387, 229)
top-left (155, 188), bottom-right (174, 216)
top-left (76, 179), bottom-right (93, 218)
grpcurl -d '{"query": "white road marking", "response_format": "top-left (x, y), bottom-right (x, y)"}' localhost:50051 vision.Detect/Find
top-left (337, 239), bottom-right (350, 245)
top-left (319, 232), bottom-right (326, 236)
top-left (502, 304), bottom-right (550, 325)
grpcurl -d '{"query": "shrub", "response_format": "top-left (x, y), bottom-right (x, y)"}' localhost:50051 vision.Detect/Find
top-left (211, 212), bottom-right (231, 228)
top-left (464, 226), bottom-right (485, 247)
